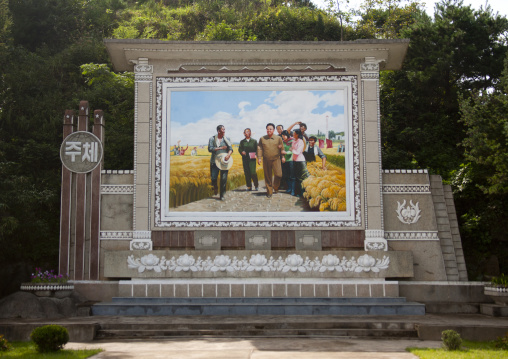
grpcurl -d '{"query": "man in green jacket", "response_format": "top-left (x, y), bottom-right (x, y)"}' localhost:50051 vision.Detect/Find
top-left (238, 128), bottom-right (259, 191)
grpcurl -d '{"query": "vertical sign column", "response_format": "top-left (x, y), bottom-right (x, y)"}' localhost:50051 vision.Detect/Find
top-left (60, 101), bottom-right (104, 280)
top-left (361, 58), bottom-right (387, 251)
top-left (131, 58), bottom-right (153, 250)
top-left (59, 110), bottom-right (75, 276)
top-left (90, 110), bottom-right (104, 279)
top-left (75, 101), bottom-right (89, 279)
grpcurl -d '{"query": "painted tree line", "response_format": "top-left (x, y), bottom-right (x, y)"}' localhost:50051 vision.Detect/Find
top-left (0, 0), bottom-right (507, 295)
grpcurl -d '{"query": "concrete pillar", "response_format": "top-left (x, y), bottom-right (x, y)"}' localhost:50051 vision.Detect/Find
top-left (361, 58), bottom-right (387, 251)
top-left (74, 101), bottom-right (89, 279)
top-left (90, 110), bottom-right (104, 279)
top-left (132, 58), bottom-right (153, 250)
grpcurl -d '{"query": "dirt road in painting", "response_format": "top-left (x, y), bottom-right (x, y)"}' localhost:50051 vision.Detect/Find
top-left (171, 181), bottom-right (309, 212)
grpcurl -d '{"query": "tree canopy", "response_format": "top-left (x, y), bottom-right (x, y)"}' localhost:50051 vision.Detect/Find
top-left (0, 0), bottom-right (507, 296)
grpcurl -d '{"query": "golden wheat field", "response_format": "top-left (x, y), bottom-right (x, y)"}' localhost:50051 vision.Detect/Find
top-left (168, 145), bottom-right (264, 208)
top-left (168, 145), bottom-right (346, 211)
top-left (302, 162), bottom-right (347, 212)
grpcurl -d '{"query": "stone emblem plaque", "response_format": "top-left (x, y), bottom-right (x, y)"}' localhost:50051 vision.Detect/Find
top-left (60, 131), bottom-right (103, 173)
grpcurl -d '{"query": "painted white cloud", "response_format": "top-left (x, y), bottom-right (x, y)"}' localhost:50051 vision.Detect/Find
top-left (170, 90), bottom-right (346, 146)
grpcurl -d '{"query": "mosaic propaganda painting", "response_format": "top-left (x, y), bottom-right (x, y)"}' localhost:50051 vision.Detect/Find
top-left (155, 76), bottom-right (360, 227)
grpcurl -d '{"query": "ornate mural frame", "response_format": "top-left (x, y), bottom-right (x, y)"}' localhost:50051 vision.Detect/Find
top-left (154, 75), bottom-right (361, 228)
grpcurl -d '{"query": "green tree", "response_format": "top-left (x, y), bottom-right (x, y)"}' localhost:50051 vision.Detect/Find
top-left (0, 41), bottom-right (109, 272)
top-left (78, 63), bottom-right (135, 169)
top-left (454, 56), bottom-right (508, 276)
top-left (197, 20), bottom-right (255, 40)
top-left (8, 0), bottom-right (87, 52)
top-left (356, 0), bottom-right (425, 39)
top-left (380, 0), bottom-right (508, 277)
top-left (380, 0), bottom-right (508, 175)
top-left (460, 76), bottom-right (508, 196)
top-left (0, 0), bottom-right (11, 46)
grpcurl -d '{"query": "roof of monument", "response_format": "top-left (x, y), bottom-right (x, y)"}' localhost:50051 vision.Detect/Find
top-left (104, 39), bottom-right (410, 72)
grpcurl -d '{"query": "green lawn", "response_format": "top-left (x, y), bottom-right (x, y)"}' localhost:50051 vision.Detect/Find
top-left (0, 342), bottom-right (102, 358)
top-left (407, 340), bottom-right (508, 359)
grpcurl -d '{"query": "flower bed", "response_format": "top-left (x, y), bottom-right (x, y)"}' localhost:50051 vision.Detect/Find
top-left (20, 268), bottom-right (72, 297)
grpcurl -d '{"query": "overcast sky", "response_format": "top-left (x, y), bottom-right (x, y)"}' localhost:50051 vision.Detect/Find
top-left (312, 0), bottom-right (508, 17)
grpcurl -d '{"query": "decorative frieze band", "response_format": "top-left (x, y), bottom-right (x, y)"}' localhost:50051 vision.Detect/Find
top-left (383, 169), bottom-right (428, 174)
top-left (364, 230), bottom-right (387, 252)
top-left (127, 253), bottom-right (390, 274)
top-left (176, 63), bottom-right (344, 73)
top-left (360, 59), bottom-right (379, 79)
top-left (365, 241), bottom-right (387, 251)
top-left (135, 64), bottom-right (152, 73)
top-left (134, 64), bottom-right (153, 82)
top-left (382, 184), bottom-right (430, 194)
top-left (360, 62), bottom-right (380, 72)
top-left (135, 75), bottom-right (153, 82)
top-left (131, 231), bottom-right (152, 251)
top-left (385, 231), bottom-right (439, 240)
top-left (361, 72), bottom-right (379, 79)
top-left (101, 185), bottom-right (134, 194)
top-left (100, 231), bottom-right (133, 240)
top-left (101, 170), bottom-right (134, 174)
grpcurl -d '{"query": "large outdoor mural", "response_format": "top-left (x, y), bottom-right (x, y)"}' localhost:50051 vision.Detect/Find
top-left (155, 76), bottom-right (359, 226)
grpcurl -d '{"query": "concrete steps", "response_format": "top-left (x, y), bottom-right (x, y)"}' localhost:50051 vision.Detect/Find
top-left (443, 184), bottom-right (468, 281)
top-left (430, 175), bottom-right (460, 281)
top-left (96, 328), bottom-right (418, 339)
top-left (95, 317), bottom-right (418, 339)
top-left (91, 297), bottom-right (425, 317)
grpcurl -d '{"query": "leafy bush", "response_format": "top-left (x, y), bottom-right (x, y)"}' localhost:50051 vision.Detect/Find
top-left (0, 334), bottom-right (12, 352)
top-left (494, 332), bottom-right (508, 350)
top-left (442, 329), bottom-right (462, 351)
top-left (491, 274), bottom-right (508, 288)
top-left (30, 325), bottom-right (69, 353)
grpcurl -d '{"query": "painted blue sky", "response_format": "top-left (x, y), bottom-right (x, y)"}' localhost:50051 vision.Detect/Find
top-left (171, 90), bottom-right (343, 127)
top-left (169, 89), bottom-right (346, 145)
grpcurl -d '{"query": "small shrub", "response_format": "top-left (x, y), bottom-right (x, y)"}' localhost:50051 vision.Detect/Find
top-left (441, 329), bottom-right (462, 351)
top-left (30, 325), bottom-right (69, 353)
top-left (491, 274), bottom-right (508, 288)
top-left (0, 334), bottom-right (12, 352)
top-left (494, 332), bottom-right (508, 350)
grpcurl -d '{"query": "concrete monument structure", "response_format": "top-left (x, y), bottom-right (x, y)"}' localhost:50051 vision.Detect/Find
top-left (59, 41), bottom-right (473, 310)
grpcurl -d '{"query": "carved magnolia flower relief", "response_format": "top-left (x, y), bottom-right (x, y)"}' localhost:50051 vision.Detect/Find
top-left (248, 254), bottom-right (270, 272)
top-left (284, 254), bottom-right (305, 272)
top-left (127, 253), bottom-right (166, 273)
top-left (127, 253), bottom-right (390, 274)
top-left (211, 255), bottom-right (233, 272)
top-left (175, 254), bottom-right (197, 272)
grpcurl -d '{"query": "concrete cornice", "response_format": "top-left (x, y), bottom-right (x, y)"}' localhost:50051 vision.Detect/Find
top-left (104, 39), bottom-right (410, 72)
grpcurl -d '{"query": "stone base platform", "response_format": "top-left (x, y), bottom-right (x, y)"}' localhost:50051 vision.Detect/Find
top-left (91, 297), bottom-right (425, 316)
top-left (118, 279), bottom-right (400, 299)
top-left (481, 303), bottom-right (508, 317)
top-left (1, 314), bottom-right (507, 342)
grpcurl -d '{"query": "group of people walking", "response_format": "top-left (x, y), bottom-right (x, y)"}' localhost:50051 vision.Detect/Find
top-left (208, 122), bottom-right (327, 201)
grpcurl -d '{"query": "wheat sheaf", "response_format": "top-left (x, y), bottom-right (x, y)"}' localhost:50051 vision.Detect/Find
top-left (302, 162), bottom-right (347, 212)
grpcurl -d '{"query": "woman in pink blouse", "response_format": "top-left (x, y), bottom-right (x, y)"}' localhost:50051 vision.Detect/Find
top-left (291, 129), bottom-right (309, 197)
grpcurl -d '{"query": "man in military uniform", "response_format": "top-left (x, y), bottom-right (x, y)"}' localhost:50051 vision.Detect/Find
top-left (257, 123), bottom-right (283, 198)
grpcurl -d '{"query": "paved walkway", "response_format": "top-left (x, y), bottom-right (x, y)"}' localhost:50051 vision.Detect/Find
top-left (67, 337), bottom-right (442, 358)
top-left (172, 181), bottom-right (309, 212)
top-left (5, 314), bottom-right (507, 358)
